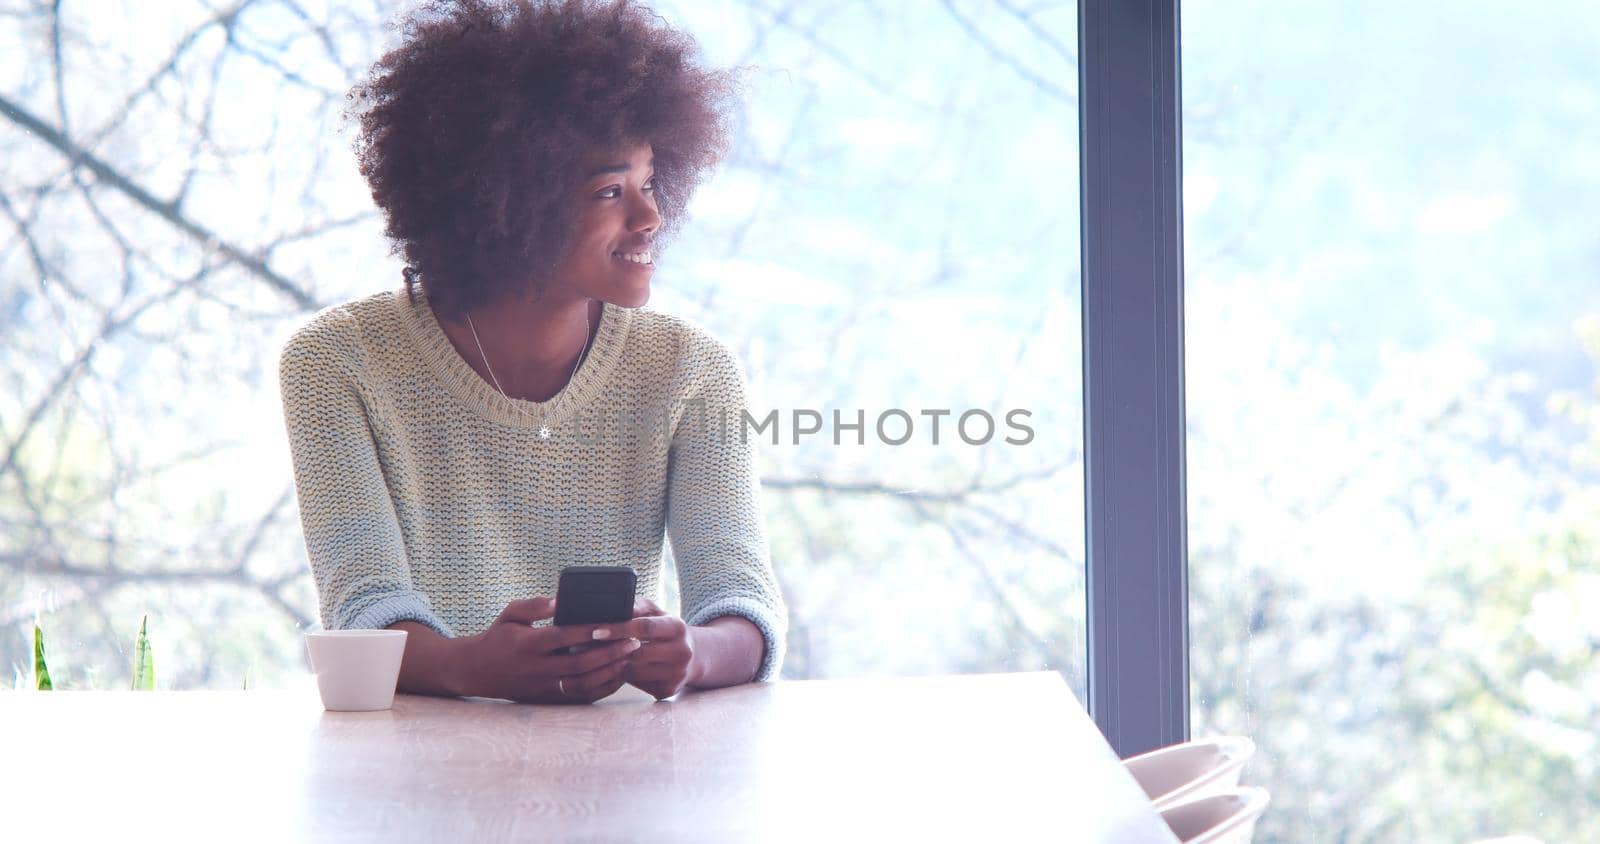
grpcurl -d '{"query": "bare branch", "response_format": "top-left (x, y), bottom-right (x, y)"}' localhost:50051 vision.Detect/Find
top-left (277, 0), bottom-right (352, 75)
top-left (0, 549), bottom-right (312, 631)
top-left (994, 0), bottom-right (1075, 65)
top-left (907, 497), bottom-right (1056, 660)
top-left (224, 25), bottom-right (343, 102)
top-left (171, 28), bottom-right (233, 213)
top-left (0, 188), bottom-right (97, 307)
top-left (0, 92), bottom-right (322, 310)
top-left (741, 0), bottom-right (943, 111)
top-left (0, 265), bottom-right (212, 484)
top-left (17, 1), bottom-right (256, 208)
top-left (937, 0), bottom-right (1075, 105)
top-left (763, 459), bottom-right (1074, 504)
top-left (231, 485), bottom-right (295, 576)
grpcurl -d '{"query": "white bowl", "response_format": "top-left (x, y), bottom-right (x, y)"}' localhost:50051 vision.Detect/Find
top-left (1123, 735), bottom-right (1256, 809)
top-left (304, 629), bottom-right (407, 711)
top-left (1159, 787), bottom-right (1271, 844)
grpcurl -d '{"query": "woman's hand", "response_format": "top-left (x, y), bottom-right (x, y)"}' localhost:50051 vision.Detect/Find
top-left (462, 597), bottom-right (642, 704)
top-left (622, 598), bottom-right (697, 700)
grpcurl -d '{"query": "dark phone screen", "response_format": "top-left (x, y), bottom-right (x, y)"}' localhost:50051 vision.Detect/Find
top-left (553, 566), bottom-right (637, 627)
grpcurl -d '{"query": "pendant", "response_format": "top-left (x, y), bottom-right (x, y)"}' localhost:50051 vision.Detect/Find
top-left (538, 425), bottom-right (552, 440)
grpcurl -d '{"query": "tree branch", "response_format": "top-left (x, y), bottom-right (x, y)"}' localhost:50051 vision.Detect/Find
top-left (0, 91), bottom-right (321, 311)
top-left (0, 266), bottom-right (210, 484)
top-left (936, 0), bottom-right (1075, 106)
top-left (0, 549), bottom-right (312, 630)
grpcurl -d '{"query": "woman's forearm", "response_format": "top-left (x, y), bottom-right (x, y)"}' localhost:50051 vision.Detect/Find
top-left (387, 621), bottom-right (476, 698)
top-left (687, 616), bottom-right (765, 690)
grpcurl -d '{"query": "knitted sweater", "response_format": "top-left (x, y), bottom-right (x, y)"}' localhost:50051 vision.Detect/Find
top-left (278, 287), bottom-right (786, 682)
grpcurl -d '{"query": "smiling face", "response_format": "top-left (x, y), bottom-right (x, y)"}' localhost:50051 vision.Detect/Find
top-left (541, 142), bottom-right (660, 308)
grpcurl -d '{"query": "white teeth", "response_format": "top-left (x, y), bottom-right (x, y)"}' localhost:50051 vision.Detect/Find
top-left (613, 251), bottom-right (653, 265)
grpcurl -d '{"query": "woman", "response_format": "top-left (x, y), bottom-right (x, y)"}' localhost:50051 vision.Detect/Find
top-left (278, 0), bottom-right (784, 704)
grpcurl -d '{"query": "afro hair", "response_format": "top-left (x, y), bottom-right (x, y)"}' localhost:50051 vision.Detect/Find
top-left (346, 0), bottom-right (740, 318)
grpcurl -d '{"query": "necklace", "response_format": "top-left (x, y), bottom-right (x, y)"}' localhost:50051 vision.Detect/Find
top-left (465, 304), bottom-right (593, 440)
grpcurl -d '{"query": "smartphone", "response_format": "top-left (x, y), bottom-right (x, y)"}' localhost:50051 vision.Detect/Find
top-left (554, 565), bottom-right (637, 626)
top-left (553, 566), bottom-right (637, 656)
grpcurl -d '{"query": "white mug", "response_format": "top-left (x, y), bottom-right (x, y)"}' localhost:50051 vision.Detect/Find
top-left (304, 629), bottom-right (408, 711)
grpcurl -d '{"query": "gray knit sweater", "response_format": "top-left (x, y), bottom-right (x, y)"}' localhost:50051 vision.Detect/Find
top-left (278, 288), bottom-right (786, 682)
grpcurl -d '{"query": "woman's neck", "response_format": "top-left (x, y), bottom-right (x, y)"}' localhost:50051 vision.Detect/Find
top-left (440, 293), bottom-right (602, 403)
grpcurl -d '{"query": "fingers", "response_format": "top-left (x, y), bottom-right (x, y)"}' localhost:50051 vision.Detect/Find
top-left (578, 671), bottom-right (630, 704)
top-left (626, 614), bottom-right (686, 642)
top-left (493, 596), bottom-right (556, 626)
top-left (619, 637), bottom-right (692, 674)
top-left (632, 598), bottom-right (666, 618)
top-left (539, 620), bottom-right (639, 653)
top-left (621, 640), bottom-right (690, 666)
top-left (623, 660), bottom-right (690, 701)
top-left (552, 636), bottom-right (642, 675)
top-left (496, 638), bottom-right (634, 704)
top-left (559, 613), bottom-right (681, 647)
top-left (555, 656), bottom-right (632, 703)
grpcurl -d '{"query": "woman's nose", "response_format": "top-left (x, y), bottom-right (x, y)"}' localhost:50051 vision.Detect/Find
top-left (627, 192), bottom-right (660, 233)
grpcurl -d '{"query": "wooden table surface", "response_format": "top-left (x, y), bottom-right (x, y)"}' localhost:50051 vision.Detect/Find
top-left (2, 671), bottom-right (1178, 843)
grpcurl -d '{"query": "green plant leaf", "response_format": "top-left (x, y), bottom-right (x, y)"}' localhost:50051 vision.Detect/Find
top-left (33, 624), bottom-right (53, 691)
top-left (131, 615), bottom-right (154, 691)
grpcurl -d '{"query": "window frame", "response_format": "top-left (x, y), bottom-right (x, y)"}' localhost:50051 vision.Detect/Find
top-left (1078, 0), bottom-right (1190, 759)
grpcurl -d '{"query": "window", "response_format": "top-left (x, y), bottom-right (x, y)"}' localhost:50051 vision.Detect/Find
top-left (2, 1), bottom-right (1087, 694)
top-left (1184, 1), bottom-right (1600, 839)
top-left (638, 0), bottom-right (1088, 686)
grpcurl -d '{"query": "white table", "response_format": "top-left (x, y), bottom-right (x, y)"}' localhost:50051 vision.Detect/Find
top-left (2, 671), bottom-right (1177, 842)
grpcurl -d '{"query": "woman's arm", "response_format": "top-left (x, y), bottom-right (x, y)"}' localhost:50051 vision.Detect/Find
top-left (387, 621), bottom-right (474, 697)
top-left (662, 334), bottom-right (788, 685)
top-left (687, 615), bottom-right (764, 689)
top-left (280, 309), bottom-right (453, 639)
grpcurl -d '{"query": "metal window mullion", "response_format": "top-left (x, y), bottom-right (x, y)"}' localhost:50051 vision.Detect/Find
top-left (1078, 0), bottom-right (1189, 759)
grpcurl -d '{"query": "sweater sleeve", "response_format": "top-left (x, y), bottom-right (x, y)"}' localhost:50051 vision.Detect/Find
top-left (279, 308), bottom-right (454, 638)
top-left (665, 334), bottom-right (788, 682)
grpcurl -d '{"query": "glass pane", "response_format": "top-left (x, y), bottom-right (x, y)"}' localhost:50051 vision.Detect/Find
top-left (1184, 1), bottom-right (1600, 839)
top-left (2, 2), bottom-right (1084, 694)
top-left (570, 0), bottom-right (1087, 687)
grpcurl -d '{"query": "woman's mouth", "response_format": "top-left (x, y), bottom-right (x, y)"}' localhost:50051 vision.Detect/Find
top-left (612, 250), bottom-right (653, 267)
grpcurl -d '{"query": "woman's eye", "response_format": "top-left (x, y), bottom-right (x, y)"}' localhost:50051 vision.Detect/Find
top-left (596, 180), bottom-right (655, 199)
